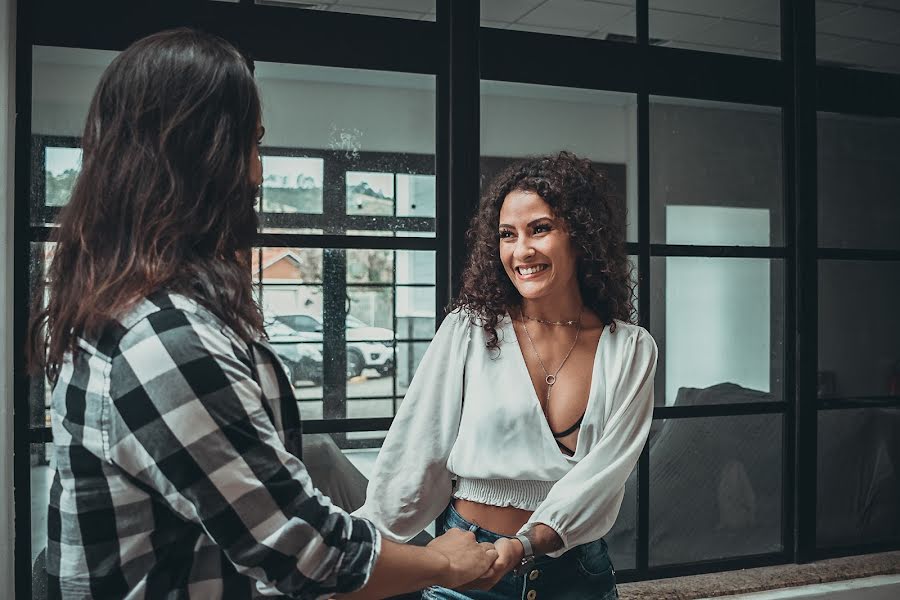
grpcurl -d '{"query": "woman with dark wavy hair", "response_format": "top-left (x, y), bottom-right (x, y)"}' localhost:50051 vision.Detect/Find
top-left (27, 28), bottom-right (497, 599)
top-left (356, 152), bottom-right (658, 599)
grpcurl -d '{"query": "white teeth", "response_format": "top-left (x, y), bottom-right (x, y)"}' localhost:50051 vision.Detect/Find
top-left (517, 265), bottom-right (548, 276)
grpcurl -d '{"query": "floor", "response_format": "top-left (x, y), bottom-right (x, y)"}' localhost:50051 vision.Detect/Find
top-left (697, 575), bottom-right (900, 599)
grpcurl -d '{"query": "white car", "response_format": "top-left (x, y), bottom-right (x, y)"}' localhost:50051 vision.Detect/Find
top-left (273, 313), bottom-right (395, 378)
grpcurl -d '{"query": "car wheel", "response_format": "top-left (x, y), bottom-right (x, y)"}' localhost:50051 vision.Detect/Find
top-left (377, 359), bottom-right (394, 376)
top-left (346, 349), bottom-right (365, 379)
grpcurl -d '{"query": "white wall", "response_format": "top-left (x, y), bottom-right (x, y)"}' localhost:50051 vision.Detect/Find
top-left (1, 0), bottom-right (15, 596)
top-left (665, 206), bottom-right (772, 405)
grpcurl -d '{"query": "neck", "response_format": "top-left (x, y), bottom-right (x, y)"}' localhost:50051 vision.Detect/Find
top-left (520, 294), bottom-right (583, 323)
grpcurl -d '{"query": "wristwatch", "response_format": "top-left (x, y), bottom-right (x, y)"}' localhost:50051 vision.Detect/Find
top-left (512, 534), bottom-right (536, 577)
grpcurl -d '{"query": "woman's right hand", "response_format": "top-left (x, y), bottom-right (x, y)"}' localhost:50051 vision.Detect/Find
top-left (426, 528), bottom-right (499, 589)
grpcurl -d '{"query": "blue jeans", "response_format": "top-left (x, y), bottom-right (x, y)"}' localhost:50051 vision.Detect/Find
top-left (421, 503), bottom-right (618, 600)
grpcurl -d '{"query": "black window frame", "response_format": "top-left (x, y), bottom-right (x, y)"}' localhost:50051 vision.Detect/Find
top-left (13, 1), bottom-right (900, 598)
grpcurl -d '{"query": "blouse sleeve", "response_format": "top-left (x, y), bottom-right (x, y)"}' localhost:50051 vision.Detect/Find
top-left (352, 309), bottom-right (471, 543)
top-left (520, 326), bottom-right (658, 557)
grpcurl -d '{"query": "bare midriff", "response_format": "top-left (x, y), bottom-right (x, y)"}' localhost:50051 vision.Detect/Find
top-left (452, 498), bottom-right (533, 536)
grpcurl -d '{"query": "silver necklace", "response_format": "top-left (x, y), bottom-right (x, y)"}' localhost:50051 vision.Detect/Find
top-left (520, 307), bottom-right (583, 403)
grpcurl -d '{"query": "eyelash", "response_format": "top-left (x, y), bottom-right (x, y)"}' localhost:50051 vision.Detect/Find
top-left (498, 224), bottom-right (552, 239)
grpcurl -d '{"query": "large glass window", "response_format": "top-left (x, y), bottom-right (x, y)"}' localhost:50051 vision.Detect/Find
top-left (651, 257), bottom-right (785, 406)
top-left (650, 1), bottom-right (780, 58)
top-left (651, 98), bottom-right (783, 246)
top-left (818, 260), bottom-right (900, 400)
top-left (257, 0), bottom-right (436, 21)
top-left (649, 414), bottom-right (784, 565)
top-left (817, 408), bottom-right (900, 548)
top-left (817, 2), bottom-right (900, 75)
top-left (481, 0), bottom-right (636, 40)
top-left (817, 112), bottom-right (900, 250)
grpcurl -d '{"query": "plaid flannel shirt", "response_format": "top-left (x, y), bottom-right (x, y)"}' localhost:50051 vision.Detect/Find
top-left (46, 291), bottom-right (381, 599)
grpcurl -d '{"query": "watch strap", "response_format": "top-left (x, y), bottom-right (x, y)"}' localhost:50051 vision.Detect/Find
top-left (515, 534), bottom-right (534, 560)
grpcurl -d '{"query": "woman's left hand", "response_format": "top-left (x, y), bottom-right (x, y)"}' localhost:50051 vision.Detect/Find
top-left (460, 537), bottom-right (524, 590)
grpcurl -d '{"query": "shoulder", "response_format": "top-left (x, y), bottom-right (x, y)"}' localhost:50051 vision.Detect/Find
top-left (113, 292), bottom-right (250, 367)
top-left (605, 320), bottom-right (658, 367)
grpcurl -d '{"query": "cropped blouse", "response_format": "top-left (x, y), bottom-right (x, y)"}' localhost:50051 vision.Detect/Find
top-left (353, 310), bottom-right (658, 557)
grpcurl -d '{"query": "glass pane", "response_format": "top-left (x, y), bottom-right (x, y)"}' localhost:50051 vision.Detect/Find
top-left (396, 250), bottom-right (436, 285)
top-left (260, 155), bottom-right (324, 214)
top-left (347, 398), bottom-right (394, 420)
top-left (482, 0), bottom-right (635, 41)
top-left (258, 0), bottom-right (436, 21)
top-left (817, 407), bottom-right (900, 548)
top-left (818, 260), bottom-right (900, 399)
top-left (254, 247), bottom-right (323, 286)
top-left (29, 243), bottom-right (54, 428)
top-left (650, 0), bottom-right (780, 58)
top-left (347, 172), bottom-right (394, 216)
top-left (604, 463), bottom-right (637, 571)
top-left (397, 341), bottom-right (430, 397)
top-left (481, 81), bottom-right (637, 241)
top-left (31, 47), bottom-right (118, 225)
top-left (348, 285), bottom-right (394, 331)
top-left (649, 414), bottom-right (784, 566)
top-left (44, 146), bottom-right (82, 207)
top-left (255, 62), bottom-right (435, 236)
top-left (816, 3), bottom-right (900, 74)
top-left (396, 174), bottom-right (435, 218)
top-left (818, 112), bottom-right (900, 250)
top-left (32, 443), bottom-right (54, 564)
top-left (650, 97), bottom-right (783, 246)
top-left (397, 287), bottom-right (436, 340)
top-left (651, 257), bottom-right (785, 406)
top-left (347, 249), bottom-right (393, 284)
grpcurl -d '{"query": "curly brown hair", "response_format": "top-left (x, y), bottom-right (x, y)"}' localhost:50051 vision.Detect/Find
top-left (452, 151), bottom-right (635, 352)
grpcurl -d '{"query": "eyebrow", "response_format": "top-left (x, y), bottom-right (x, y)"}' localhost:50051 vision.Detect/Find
top-left (498, 217), bottom-right (554, 229)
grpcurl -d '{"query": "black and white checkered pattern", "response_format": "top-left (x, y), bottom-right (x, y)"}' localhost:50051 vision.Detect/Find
top-left (46, 291), bottom-right (380, 599)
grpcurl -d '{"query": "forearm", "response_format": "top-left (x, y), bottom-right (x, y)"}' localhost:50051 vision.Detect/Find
top-left (337, 540), bottom-right (449, 600)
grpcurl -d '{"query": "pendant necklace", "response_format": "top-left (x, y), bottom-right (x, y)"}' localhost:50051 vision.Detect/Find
top-left (520, 306), bottom-right (584, 404)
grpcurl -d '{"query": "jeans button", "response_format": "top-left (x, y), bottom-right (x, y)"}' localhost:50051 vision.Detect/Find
top-left (528, 569), bottom-right (540, 581)
top-left (526, 590), bottom-right (537, 600)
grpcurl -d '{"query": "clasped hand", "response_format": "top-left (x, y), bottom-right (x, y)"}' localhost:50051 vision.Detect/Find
top-left (427, 531), bottom-right (525, 591)
top-left (464, 537), bottom-right (525, 590)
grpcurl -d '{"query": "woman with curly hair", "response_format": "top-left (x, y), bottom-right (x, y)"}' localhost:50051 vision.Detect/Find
top-left (356, 151), bottom-right (658, 599)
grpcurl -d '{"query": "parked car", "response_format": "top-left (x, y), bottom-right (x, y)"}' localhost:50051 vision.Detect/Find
top-left (273, 313), bottom-right (395, 378)
top-left (265, 321), bottom-right (323, 386)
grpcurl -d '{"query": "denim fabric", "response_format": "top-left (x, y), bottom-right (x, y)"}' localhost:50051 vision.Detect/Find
top-left (421, 503), bottom-right (618, 600)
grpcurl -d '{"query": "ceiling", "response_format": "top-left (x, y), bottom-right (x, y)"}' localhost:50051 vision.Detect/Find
top-left (252, 0), bottom-right (900, 73)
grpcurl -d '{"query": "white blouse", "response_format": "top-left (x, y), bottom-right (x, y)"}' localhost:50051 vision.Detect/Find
top-left (353, 309), bottom-right (658, 557)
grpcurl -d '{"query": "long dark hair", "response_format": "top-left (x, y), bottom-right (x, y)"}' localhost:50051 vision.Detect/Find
top-left (453, 151), bottom-right (635, 352)
top-left (28, 28), bottom-right (264, 381)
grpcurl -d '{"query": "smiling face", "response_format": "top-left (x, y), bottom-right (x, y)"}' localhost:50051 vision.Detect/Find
top-left (498, 190), bottom-right (581, 304)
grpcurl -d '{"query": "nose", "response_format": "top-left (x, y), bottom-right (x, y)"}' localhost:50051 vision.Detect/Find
top-left (513, 237), bottom-right (535, 262)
